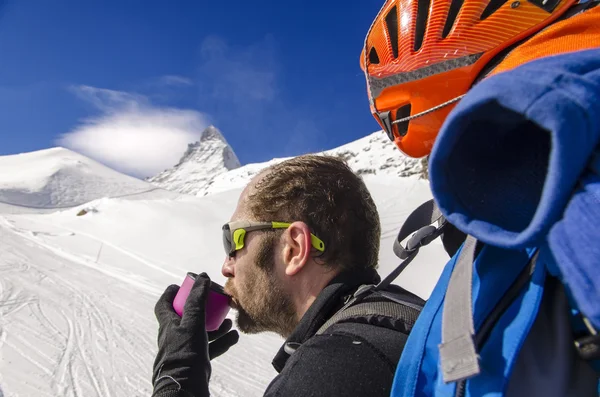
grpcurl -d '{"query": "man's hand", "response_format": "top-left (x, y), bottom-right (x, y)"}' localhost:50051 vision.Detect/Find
top-left (151, 273), bottom-right (239, 397)
top-left (208, 319), bottom-right (239, 360)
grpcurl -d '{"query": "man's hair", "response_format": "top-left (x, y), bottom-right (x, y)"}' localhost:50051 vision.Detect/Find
top-left (247, 154), bottom-right (381, 272)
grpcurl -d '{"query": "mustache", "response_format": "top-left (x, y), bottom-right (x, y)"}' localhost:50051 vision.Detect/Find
top-left (224, 279), bottom-right (240, 309)
top-left (224, 278), bottom-right (235, 296)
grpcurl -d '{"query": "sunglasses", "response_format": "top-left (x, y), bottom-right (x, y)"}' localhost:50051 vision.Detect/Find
top-left (222, 220), bottom-right (326, 257)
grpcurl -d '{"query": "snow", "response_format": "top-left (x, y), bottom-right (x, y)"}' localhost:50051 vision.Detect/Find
top-left (0, 139), bottom-right (447, 397)
top-left (149, 129), bottom-right (424, 197)
top-left (0, 147), bottom-right (178, 212)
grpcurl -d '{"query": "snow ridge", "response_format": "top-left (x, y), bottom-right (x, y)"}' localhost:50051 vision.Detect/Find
top-left (188, 130), bottom-right (423, 197)
top-left (0, 147), bottom-right (158, 209)
top-left (150, 129), bottom-right (424, 197)
top-left (148, 126), bottom-right (241, 196)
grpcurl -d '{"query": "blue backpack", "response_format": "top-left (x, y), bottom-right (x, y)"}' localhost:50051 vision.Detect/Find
top-left (386, 48), bottom-right (600, 396)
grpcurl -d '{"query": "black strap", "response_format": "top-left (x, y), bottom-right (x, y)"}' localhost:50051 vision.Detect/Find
top-left (393, 199), bottom-right (467, 260)
top-left (379, 199), bottom-right (459, 293)
top-left (393, 199), bottom-right (445, 260)
top-left (315, 299), bottom-right (421, 335)
top-left (475, 251), bottom-right (538, 347)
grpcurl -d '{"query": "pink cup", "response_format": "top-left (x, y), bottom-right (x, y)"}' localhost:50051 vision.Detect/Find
top-left (172, 272), bottom-right (231, 331)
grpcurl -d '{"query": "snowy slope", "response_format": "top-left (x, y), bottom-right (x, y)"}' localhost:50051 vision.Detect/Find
top-left (0, 147), bottom-right (174, 211)
top-left (0, 139), bottom-right (445, 397)
top-left (148, 126), bottom-right (241, 196)
top-left (0, 178), bottom-right (446, 397)
top-left (150, 129), bottom-right (424, 197)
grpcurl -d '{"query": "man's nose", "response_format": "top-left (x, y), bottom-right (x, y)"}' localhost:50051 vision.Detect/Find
top-left (222, 256), bottom-right (235, 278)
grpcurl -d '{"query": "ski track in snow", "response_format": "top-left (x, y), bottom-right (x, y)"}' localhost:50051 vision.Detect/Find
top-left (0, 211), bottom-right (281, 397)
top-left (0, 218), bottom-right (157, 397)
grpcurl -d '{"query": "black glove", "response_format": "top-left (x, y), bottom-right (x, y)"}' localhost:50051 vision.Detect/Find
top-left (151, 273), bottom-right (239, 397)
top-left (207, 319), bottom-right (239, 360)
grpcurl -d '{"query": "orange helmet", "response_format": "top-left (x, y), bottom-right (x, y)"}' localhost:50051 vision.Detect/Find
top-left (361, 0), bottom-right (577, 158)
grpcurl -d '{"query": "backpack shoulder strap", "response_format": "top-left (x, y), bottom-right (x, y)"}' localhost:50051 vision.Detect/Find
top-left (315, 293), bottom-right (422, 336)
top-left (314, 199), bottom-right (458, 336)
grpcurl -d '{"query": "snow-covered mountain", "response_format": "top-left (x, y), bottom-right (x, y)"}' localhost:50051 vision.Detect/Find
top-left (206, 130), bottom-right (425, 196)
top-left (0, 147), bottom-right (175, 212)
top-left (149, 128), bottom-right (424, 197)
top-left (147, 126), bottom-right (241, 196)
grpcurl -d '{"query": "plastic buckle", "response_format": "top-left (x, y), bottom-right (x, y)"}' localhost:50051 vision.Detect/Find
top-left (574, 317), bottom-right (600, 360)
top-left (405, 225), bottom-right (444, 253)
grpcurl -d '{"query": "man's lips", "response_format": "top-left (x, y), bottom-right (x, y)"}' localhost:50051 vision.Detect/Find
top-left (229, 298), bottom-right (240, 310)
top-left (224, 284), bottom-right (240, 310)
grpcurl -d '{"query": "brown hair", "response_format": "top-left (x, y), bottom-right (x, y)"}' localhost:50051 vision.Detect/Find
top-left (247, 154), bottom-right (381, 272)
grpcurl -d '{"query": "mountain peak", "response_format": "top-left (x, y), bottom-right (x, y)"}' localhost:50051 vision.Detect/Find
top-left (148, 126), bottom-right (241, 196)
top-left (200, 125), bottom-right (225, 142)
top-left (175, 126), bottom-right (237, 169)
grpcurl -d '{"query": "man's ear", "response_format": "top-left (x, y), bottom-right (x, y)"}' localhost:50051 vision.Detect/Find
top-left (283, 221), bottom-right (312, 276)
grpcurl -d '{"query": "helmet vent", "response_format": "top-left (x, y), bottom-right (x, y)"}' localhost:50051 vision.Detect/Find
top-left (442, 0), bottom-right (465, 38)
top-left (395, 104), bottom-right (412, 137)
top-left (369, 47), bottom-right (381, 64)
top-left (481, 0), bottom-right (509, 19)
top-left (415, 0), bottom-right (431, 51)
top-left (385, 6), bottom-right (399, 58)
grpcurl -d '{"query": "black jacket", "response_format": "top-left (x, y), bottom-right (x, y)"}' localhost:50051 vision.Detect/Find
top-left (263, 268), bottom-right (424, 397)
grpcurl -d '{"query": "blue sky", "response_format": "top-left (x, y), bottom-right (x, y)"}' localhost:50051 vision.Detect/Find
top-left (0, 0), bottom-right (385, 178)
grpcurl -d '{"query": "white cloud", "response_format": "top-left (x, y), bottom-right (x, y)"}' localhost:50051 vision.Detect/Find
top-left (159, 75), bottom-right (194, 87)
top-left (57, 85), bottom-right (210, 179)
top-left (69, 85), bottom-right (147, 113)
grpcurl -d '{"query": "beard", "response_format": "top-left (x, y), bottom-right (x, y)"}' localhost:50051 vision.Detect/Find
top-left (224, 233), bottom-right (297, 338)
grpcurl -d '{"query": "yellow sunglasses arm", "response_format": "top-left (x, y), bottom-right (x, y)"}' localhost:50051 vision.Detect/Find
top-left (271, 222), bottom-right (325, 252)
top-left (310, 234), bottom-right (325, 252)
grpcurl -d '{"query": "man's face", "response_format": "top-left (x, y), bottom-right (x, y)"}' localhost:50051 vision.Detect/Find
top-left (221, 183), bottom-right (297, 337)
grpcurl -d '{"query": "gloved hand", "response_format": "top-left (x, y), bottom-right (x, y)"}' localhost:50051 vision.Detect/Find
top-left (207, 319), bottom-right (239, 360)
top-left (151, 273), bottom-right (239, 397)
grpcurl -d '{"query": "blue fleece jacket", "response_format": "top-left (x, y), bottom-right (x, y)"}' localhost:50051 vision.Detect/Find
top-left (429, 48), bottom-right (600, 326)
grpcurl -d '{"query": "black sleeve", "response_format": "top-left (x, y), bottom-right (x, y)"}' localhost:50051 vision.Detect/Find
top-left (263, 324), bottom-right (407, 397)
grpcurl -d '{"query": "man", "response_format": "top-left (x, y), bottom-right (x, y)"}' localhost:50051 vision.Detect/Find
top-left (151, 154), bottom-right (424, 397)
